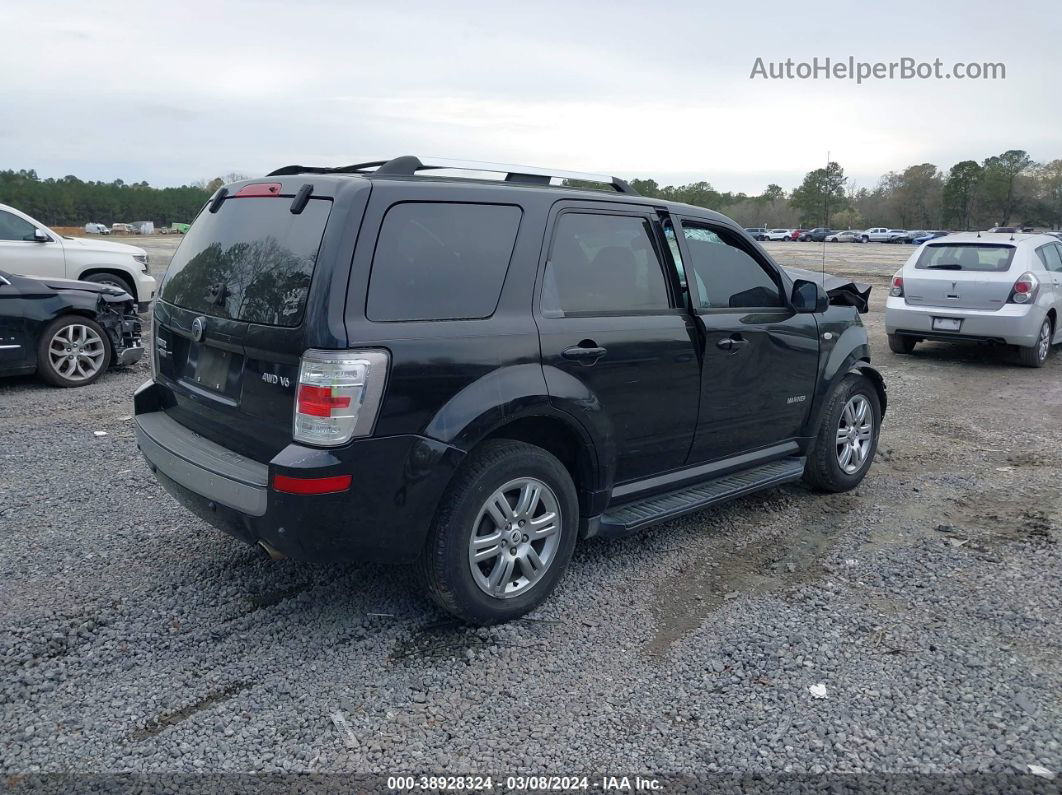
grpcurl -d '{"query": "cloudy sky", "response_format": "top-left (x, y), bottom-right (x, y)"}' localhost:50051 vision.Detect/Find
top-left (2, 0), bottom-right (1059, 194)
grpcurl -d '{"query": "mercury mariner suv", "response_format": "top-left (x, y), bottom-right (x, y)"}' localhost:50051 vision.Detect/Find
top-left (134, 156), bottom-right (886, 624)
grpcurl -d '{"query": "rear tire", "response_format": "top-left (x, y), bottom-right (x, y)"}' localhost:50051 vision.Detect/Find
top-left (804, 374), bottom-right (881, 493)
top-left (1018, 317), bottom-right (1052, 368)
top-left (37, 315), bottom-right (112, 387)
top-left (419, 440), bottom-right (579, 625)
top-left (888, 334), bottom-right (917, 354)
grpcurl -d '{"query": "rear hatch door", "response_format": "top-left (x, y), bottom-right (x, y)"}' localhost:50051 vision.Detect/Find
top-left (153, 185), bottom-right (339, 462)
top-left (904, 242), bottom-right (1017, 311)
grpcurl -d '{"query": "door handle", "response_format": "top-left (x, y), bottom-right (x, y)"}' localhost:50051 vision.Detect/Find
top-left (562, 344), bottom-right (607, 363)
top-left (716, 336), bottom-right (749, 351)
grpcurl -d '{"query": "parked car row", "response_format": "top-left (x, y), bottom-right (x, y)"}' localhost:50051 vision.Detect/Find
top-left (745, 227), bottom-right (992, 244)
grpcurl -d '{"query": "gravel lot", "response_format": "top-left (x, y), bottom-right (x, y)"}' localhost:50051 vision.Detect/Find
top-left (1, 238), bottom-right (1059, 784)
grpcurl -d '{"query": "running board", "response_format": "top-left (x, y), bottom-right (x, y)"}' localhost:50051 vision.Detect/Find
top-left (597, 457), bottom-right (806, 537)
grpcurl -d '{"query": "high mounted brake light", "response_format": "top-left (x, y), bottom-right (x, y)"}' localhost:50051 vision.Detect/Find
top-left (234, 182), bottom-right (283, 198)
top-left (293, 349), bottom-right (390, 446)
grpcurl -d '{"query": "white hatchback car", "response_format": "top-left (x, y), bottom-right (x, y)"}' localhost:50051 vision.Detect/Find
top-left (764, 228), bottom-right (793, 241)
top-left (0, 203), bottom-right (157, 309)
top-left (885, 232), bottom-right (1062, 367)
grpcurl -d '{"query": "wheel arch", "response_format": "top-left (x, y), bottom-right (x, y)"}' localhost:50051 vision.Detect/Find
top-left (77, 267), bottom-right (136, 297)
top-left (849, 360), bottom-right (887, 417)
top-left (478, 414), bottom-right (599, 515)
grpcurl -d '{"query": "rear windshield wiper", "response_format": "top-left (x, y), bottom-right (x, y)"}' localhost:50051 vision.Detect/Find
top-left (925, 263), bottom-right (962, 270)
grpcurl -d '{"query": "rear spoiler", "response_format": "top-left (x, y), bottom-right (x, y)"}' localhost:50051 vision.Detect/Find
top-left (784, 267), bottom-right (872, 314)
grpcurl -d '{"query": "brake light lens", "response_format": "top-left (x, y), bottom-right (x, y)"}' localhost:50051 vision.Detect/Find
top-left (234, 182), bottom-right (283, 197)
top-left (293, 349), bottom-right (389, 446)
top-left (296, 384), bottom-right (351, 417)
top-left (1008, 271), bottom-right (1039, 304)
top-left (890, 271), bottom-right (904, 297)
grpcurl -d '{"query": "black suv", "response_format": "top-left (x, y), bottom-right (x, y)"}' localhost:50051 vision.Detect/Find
top-left (134, 156), bottom-right (886, 624)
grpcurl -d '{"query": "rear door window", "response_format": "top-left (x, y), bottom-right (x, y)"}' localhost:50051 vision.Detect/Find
top-left (915, 243), bottom-right (1015, 272)
top-left (160, 197), bottom-right (332, 326)
top-left (367, 202), bottom-right (522, 322)
top-left (541, 212), bottom-right (671, 316)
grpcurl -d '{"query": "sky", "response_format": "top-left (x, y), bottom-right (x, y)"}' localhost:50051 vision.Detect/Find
top-left (2, 0), bottom-right (1059, 195)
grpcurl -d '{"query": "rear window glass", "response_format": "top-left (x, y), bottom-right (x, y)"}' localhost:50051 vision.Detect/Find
top-left (367, 202), bottom-right (521, 322)
top-left (915, 243), bottom-right (1015, 272)
top-left (160, 197), bottom-right (331, 326)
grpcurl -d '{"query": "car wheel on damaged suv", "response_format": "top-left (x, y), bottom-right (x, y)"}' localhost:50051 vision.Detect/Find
top-left (38, 316), bottom-right (111, 387)
top-left (419, 440), bottom-right (579, 624)
top-left (803, 374), bottom-right (881, 493)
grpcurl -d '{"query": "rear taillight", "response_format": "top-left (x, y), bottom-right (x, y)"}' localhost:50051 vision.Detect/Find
top-left (889, 271), bottom-right (904, 297)
top-left (1008, 271), bottom-right (1039, 304)
top-left (293, 349), bottom-right (389, 446)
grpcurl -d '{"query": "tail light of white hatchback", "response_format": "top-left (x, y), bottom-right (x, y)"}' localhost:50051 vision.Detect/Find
top-left (1007, 272), bottom-right (1039, 304)
top-left (293, 349), bottom-right (390, 446)
top-left (889, 270), bottom-right (904, 297)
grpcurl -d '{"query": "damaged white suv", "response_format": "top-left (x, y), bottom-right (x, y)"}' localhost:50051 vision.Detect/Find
top-left (0, 203), bottom-right (157, 310)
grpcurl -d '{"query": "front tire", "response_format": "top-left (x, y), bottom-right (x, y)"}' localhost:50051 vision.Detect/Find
top-left (888, 334), bottom-right (917, 354)
top-left (37, 315), bottom-right (112, 387)
top-left (804, 374), bottom-right (881, 493)
top-left (860, 235), bottom-right (870, 243)
top-left (82, 272), bottom-right (135, 297)
top-left (1018, 317), bottom-right (1053, 368)
top-left (419, 440), bottom-right (579, 625)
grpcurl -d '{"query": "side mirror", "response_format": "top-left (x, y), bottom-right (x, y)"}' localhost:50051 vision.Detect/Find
top-left (32, 228), bottom-right (50, 243)
top-left (792, 278), bottom-right (829, 313)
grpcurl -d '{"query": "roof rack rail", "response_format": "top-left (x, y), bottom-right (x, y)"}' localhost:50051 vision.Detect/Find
top-left (267, 161), bottom-right (387, 177)
top-left (269, 156), bottom-right (638, 195)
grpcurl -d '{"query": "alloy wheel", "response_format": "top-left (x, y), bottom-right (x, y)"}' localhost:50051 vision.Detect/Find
top-left (468, 477), bottom-right (561, 599)
top-left (836, 395), bottom-right (874, 475)
top-left (1038, 320), bottom-right (1051, 362)
top-left (48, 324), bottom-right (106, 382)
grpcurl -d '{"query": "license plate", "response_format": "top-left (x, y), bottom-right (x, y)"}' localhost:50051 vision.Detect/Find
top-left (194, 346), bottom-right (230, 391)
top-left (932, 317), bottom-right (962, 332)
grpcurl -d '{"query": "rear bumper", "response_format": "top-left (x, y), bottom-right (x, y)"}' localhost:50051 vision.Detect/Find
top-left (133, 381), bottom-right (464, 563)
top-left (885, 297), bottom-right (1044, 347)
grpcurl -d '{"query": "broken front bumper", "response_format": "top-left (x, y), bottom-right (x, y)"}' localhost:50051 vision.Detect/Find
top-left (116, 344), bottom-right (145, 365)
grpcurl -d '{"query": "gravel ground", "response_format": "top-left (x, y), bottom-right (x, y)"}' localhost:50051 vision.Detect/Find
top-left (0, 238), bottom-right (1059, 785)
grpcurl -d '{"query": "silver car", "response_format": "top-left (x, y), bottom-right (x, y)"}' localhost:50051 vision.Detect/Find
top-left (885, 232), bottom-right (1062, 367)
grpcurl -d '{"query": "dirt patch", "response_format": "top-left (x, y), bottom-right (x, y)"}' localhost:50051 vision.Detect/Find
top-left (645, 491), bottom-right (855, 656)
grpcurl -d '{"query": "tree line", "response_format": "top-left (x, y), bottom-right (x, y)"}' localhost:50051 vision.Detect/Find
top-left (0, 170), bottom-right (244, 227)
top-left (629, 149), bottom-right (1062, 231)
top-left (5, 152), bottom-right (1061, 232)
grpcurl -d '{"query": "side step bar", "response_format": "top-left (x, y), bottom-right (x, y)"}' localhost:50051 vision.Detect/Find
top-left (597, 457), bottom-right (806, 537)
